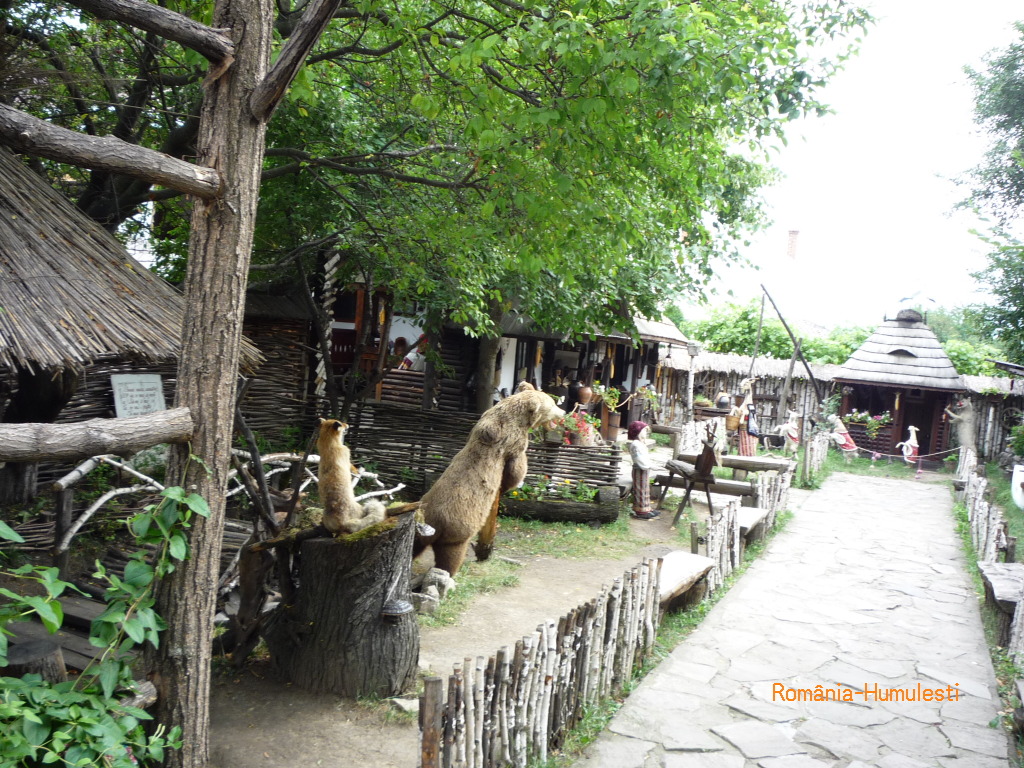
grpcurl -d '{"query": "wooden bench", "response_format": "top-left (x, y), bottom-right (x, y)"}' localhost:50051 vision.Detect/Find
top-left (979, 561), bottom-right (1024, 647)
top-left (737, 506), bottom-right (769, 559)
top-left (659, 551), bottom-right (715, 611)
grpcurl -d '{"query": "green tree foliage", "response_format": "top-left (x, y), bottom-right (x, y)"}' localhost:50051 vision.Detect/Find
top-left (4, 0), bottom-right (871, 338)
top-left (964, 22), bottom-right (1024, 223)
top-left (971, 226), bottom-right (1024, 363)
top-left (962, 23), bottom-right (1024, 363)
top-left (678, 300), bottom-right (869, 364)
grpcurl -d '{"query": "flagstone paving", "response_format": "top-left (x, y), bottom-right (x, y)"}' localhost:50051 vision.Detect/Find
top-left (572, 472), bottom-right (1013, 768)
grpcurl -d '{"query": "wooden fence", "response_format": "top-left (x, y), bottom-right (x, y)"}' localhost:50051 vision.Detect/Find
top-left (804, 430), bottom-right (831, 476)
top-left (419, 559), bottom-right (661, 768)
top-left (957, 448), bottom-right (1006, 565)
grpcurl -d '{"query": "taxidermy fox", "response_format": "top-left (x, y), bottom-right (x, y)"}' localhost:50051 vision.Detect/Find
top-left (317, 418), bottom-right (386, 534)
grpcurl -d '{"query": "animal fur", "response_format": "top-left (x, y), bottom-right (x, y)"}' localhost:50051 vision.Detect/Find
top-left (413, 382), bottom-right (565, 576)
top-left (317, 419), bottom-right (387, 535)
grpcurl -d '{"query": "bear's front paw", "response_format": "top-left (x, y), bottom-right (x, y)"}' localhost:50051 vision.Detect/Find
top-left (473, 540), bottom-right (493, 561)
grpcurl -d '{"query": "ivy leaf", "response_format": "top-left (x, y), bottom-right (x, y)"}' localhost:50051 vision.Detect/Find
top-left (0, 520), bottom-right (24, 543)
top-left (183, 493), bottom-right (210, 518)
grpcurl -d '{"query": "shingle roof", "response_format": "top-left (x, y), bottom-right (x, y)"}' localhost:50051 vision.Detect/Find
top-left (834, 309), bottom-right (963, 391)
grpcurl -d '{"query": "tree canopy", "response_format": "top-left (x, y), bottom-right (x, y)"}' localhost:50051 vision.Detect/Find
top-left (4, 0), bottom-right (872, 338)
top-left (676, 299), bottom-right (871, 365)
top-left (962, 21), bottom-right (1024, 364)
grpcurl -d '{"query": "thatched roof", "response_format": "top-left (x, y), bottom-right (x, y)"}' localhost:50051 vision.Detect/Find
top-left (961, 375), bottom-right (1023, 397)
top-left (0, 148), bottom-right (259, 373)
top-left (662, 349), bottom-right (840, 382)
top-left (834, 309), bottom-right (963, 391)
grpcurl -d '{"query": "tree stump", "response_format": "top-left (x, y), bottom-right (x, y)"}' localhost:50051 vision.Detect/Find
top-left (5, 639), bottom-right (68, 683)
top-left (262, 511), bottom-right (419, 697)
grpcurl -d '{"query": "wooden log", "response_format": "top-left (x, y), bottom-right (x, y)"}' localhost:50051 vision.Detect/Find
top-left (0, 407), bottom-right (194, 462)
top-left (261, 512), bottom-right (419, 697)
top-left (4, 639), bottom-right (67, 683)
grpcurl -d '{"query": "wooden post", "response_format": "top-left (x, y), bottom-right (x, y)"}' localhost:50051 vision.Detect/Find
top-left (421, 677), bottom-right (444, 768)
top-left (53, 488), bottom-right (74, 579)
top-left (691, 522), bottom-right (699, 555)
top-left (6, 639), bottom-right (67, 683)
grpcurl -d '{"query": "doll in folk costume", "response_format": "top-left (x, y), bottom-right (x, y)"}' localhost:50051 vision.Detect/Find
top-left (627, 420), bottom-right (659, 520)
top-left (896, 425), bottom-right (920, 464)
top-left (735, 378), bottom-right (759, 457)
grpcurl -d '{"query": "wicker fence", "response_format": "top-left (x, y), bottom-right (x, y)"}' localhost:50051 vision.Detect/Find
top-left (348, 402), bottom-right (621, 497)
top-left (419, 559), bottom-right (661, 768)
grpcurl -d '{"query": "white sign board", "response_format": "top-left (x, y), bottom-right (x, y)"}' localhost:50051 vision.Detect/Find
top-left (110, 374), bottom-right (166, 418)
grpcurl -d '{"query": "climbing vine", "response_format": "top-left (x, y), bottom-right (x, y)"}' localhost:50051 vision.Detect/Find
top-left (0, 487), bottom-right (209, 767)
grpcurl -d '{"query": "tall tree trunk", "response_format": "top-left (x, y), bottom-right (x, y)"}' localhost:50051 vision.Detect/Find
top-left (473, 299), bottom-right (506, 414)
top-left (148, 0), bottom-right (273, 765)
top-left (474, 335), bottom-right (502, 414)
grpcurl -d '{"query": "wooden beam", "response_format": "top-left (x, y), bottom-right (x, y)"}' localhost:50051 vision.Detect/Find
top-left (0, 105), bottom-right (222, 199)
top-left (0, 407), bottom-right (194, 462)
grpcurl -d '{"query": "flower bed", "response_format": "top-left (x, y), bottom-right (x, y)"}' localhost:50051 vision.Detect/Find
top-left (501, 484), bottom-right (620, 524)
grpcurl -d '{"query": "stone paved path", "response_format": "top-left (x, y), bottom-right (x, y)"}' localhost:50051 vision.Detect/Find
top-left (572, 472), bottom-right (1012, 768)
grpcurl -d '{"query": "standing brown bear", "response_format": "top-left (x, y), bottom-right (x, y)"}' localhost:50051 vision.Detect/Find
top-left (413, 382), bottom-right (564, 575)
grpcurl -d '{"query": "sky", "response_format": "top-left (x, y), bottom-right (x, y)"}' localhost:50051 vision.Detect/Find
top-left (681, 1), bottom-right (1024, 333)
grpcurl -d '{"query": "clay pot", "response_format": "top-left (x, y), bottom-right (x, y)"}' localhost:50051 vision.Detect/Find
top-left (577, 384), bottom-right (593, 404)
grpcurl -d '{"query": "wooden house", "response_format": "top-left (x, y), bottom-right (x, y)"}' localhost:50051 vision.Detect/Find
top-left (834, 309), bottom-right (963, 458)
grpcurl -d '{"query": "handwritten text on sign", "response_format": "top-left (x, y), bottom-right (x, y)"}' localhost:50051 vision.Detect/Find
top-left (111, 374), bottom-right (166, 418)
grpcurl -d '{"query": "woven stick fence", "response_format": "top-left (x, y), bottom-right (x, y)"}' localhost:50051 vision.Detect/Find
top-left (348, 402), bottom-right (621, 496)
top-left (957, 448), bottom-right (1006, 565)
top-left (420, 558), bottom-right (661, 768)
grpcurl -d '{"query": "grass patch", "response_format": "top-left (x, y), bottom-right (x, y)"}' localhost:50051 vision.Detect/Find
top-left (418, 557), bottom-right (522, 628)
top-left (988, 464), bottom-right (1024, 548)
top-left (498, 506), bottom-right (654, 559)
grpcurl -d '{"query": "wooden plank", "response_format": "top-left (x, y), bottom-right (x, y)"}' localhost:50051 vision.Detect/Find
top-left (979, 561), bottom-right (1024, 614)
top-left (653, 474), bottom-right (755, 497)
top-left (676, 452), bottom-right (794, 473)
top-left (7, 621), bottom-right (102, 672)
top-left (658, 552), bottom-right (714, 607)
top-left (737, 507), bottom-right (769, 536)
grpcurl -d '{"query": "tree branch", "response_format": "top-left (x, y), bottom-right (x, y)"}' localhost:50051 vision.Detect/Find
top-left (250, 0), bottom-right (343, 121)
top-left (0, 407), bottom-right (194, 462)
top-left (0, 104), bottom-right (221, 199)
top-left (64, 0), bottom-right (235, 63)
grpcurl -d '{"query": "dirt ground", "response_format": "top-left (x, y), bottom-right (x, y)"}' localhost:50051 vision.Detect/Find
top-left (207, 513), bottom-right (683, 768)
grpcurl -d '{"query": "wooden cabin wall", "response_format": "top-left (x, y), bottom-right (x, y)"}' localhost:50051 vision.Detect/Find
top-left (378, 329), bottom-right (475, 411)
top-left (969, 393), bottom-right (1024, 461)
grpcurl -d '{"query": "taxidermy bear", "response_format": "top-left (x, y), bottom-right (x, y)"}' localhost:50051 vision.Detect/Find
top-left (413, 383), bottom-right (565, 575)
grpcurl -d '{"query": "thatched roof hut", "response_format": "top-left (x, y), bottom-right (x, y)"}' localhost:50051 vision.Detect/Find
top-left (0, 147), bottom-right (190, 374)
top-left (834, 309), bottom-right (963, 391)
